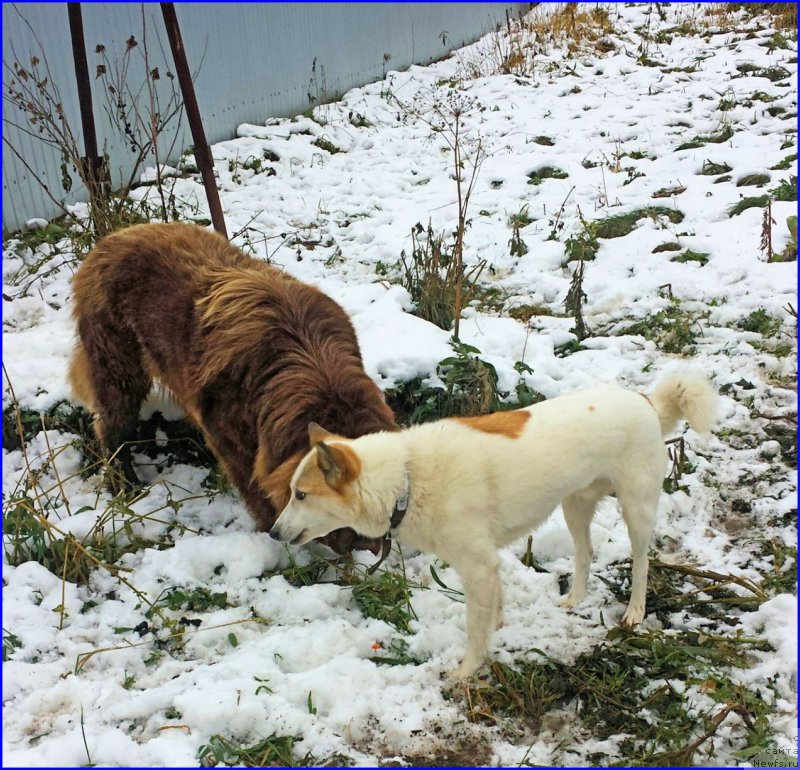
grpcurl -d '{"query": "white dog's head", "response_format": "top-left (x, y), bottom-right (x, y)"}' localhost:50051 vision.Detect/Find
top-left (269, 423), bottom-right (386, 546)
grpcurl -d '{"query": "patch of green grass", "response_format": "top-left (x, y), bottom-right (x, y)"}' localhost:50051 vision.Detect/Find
top-left (345, 566), bottom-right (420, 635)
top-left (589, 206), bottom-right (684, 240)
top-left (2, 400), bottom-right (92, 451)
top-left (770, 175), bottom-right (797, 201)
top-left (3, 488), bottom-right (167, 587)
top-left (198, 733), bottom-right (315, 768)
top-left (739, 308), bottom-right (783, 336)
top-left (507, 205), bottom-right (534, 228)
top-left (465, 624), bottom-right (776, 765)
top-left (763, 421), bottom-right (798, 466)
top-left (527, 166), bottom-right (569, 185)
top-left (757, 65), bottom-right (792, 83)
top-left (736, 62), bottom-right (761, 75)
top-left (553, 339), bottom-right (588, 358)
top-left (749, 90), bottom-right (778, 103)
top-left (737, 173), bottom-right (771, 187)
top-left (676, 125), bottom-right (734, 151)
top-left (563, 230), bottom-right (600, 263)
top-left (275, 552), bottom-right (343, 588)
top-left (2, 395), bottom-right (211, 594)
top-left (672, 249), bottom-right (709, 265)
top-left (149, 586), bottom-right (228, 615)
top-left (386, 341), bottom-right (543, 426)
top-left (652, 242), bottom-right (682, 253)
top-left (728, 196), bottom-right (769, 217)
top-left (773, 215), bottom-right (797, 263)
top-left (532, 135), bottom-right (555, 146)
top-left (311, 137), bottom-right (341, 154)
top-left (762, 31), bottom-right (791, 51)
top-left (369, 638), bottom-right (425, 666)
top-left (507, 304), bottom-right (555, 322)
top-left (759, 541), bottom-right (798, 594)
top-left (770, 153), bottom-right (797, 171)
top-left (652, 185), bottom-right (686, 198)
top-left (618, 299), bottom-right (701, 354)
top-left (3, 629), bottom-right (22, 662)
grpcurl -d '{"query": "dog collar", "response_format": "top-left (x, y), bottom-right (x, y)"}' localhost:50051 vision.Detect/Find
top-left (367, 471), bottom-right (409, 575)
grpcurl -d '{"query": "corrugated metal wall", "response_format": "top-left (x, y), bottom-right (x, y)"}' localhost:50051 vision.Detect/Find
top-left (2, 2), bottom-right (527, 231)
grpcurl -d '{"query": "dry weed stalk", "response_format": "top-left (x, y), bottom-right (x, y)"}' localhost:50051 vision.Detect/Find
top-left (392, 88), bottom-right (486, 338)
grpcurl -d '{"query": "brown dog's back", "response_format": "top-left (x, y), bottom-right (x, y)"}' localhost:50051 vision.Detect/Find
top-left (69, 222), bottom-right (394, 548)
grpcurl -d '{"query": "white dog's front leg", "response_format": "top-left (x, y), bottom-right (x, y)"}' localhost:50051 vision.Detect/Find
top-left (560, 492), bottom-right (597, 609)
top-left (448, 560), bottom-right (500, 680)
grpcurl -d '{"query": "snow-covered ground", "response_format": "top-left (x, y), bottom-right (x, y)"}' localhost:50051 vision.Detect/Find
top-left (3, 3), bottom-right (797, 766)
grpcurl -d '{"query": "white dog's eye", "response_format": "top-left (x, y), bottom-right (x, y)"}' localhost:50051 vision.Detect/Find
top-left (295, 490), bottom-right (306, 501)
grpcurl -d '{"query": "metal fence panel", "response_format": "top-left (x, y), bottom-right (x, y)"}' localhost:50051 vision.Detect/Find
top-left (2, 2), bottom-right (527, 231)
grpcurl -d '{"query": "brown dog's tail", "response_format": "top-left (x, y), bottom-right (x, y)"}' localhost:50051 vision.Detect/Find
top-left (649, 371), bottom-right (718, 437)
top-left (67, 342), bottom-right (96, 410)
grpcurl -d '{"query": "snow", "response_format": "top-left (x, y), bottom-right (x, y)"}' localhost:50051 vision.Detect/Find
top-left (3, 3), bottom-right (797, 766)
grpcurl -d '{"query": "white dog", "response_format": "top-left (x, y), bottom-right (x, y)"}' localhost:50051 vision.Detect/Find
top-left (270, 372), bottom-right (717, 679)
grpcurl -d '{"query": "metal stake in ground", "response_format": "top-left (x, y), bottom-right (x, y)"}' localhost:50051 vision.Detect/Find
top-left (160, 2), bottom-right (227, 238)
top-left (67, 3), bottom-right (109, 232)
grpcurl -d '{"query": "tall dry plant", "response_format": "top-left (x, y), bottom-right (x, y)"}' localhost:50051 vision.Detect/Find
top-left (3, 5), bottom-right (186, 236)
top-left (392, 87), bottom-right (486, 339)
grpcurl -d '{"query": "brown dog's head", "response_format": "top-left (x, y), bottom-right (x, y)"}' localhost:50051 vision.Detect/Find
top-left (257, 429), bottom-right (382, 554)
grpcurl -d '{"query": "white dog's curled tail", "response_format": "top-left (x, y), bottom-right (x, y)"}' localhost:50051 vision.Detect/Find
top-left (649, 372), bottom-right (718, 436)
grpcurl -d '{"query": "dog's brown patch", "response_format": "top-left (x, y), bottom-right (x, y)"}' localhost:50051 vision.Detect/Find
top-left (588, 405), bottom-right (595, 411)
top-left (454, 410), bottom-right (530, 439)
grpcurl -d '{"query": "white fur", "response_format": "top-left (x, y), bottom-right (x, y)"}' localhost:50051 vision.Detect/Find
top-left (272, 373), bottom-right (718, 678)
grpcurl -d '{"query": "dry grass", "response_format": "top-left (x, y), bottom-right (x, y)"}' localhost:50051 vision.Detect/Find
top-left (706, 3), bottom-right (798, 33)
top-left (454, 3), bottom-right (616, 80)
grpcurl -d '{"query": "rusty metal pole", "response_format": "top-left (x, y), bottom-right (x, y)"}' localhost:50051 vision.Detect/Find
top-left (68, 2), bottom-right (109, 228)
top-left (160, 2), bottom-right (227, 238)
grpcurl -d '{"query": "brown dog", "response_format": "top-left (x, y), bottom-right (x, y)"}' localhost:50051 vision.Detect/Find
top-left (68, 222), bottom-right (395, 552)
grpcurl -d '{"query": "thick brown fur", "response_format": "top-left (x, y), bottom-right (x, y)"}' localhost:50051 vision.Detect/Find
top-left (69, 222), bottom-right (396, 552)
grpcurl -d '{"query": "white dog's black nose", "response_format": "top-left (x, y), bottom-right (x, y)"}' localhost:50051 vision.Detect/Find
top-left (268, 524), bottom-right (284, 541)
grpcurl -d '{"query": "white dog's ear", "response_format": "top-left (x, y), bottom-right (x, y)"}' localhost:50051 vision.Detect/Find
top-left (315, 441), bottom-right (342, 485)
top-left (315, 441), bottom-right (360, 489)
top-left (308, 422), bottom-right (333, 446)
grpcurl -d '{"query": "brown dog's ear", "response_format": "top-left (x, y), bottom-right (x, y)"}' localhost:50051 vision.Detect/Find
top-left (308, 421), bottom-right (334, 447)
top-left (315, 441), bottom-right (361, 489)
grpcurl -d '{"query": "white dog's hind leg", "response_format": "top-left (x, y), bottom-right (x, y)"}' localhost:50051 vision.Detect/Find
top-left (560, 492), bottom-right (597, 609)
top-left (494, 581), bottom-right (504, 630)
top-left (448, 557), bottom-right (501, 679)
top-left (617, 486), bottom-right (659, 627)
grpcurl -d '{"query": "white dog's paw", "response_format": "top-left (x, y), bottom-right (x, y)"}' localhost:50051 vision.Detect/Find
top-left (559, 591), bottom-right (585, 610)
top-left (620, 604), bottom-right (645, 627)
top-left (446, 659), bottom-right (480, 681)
